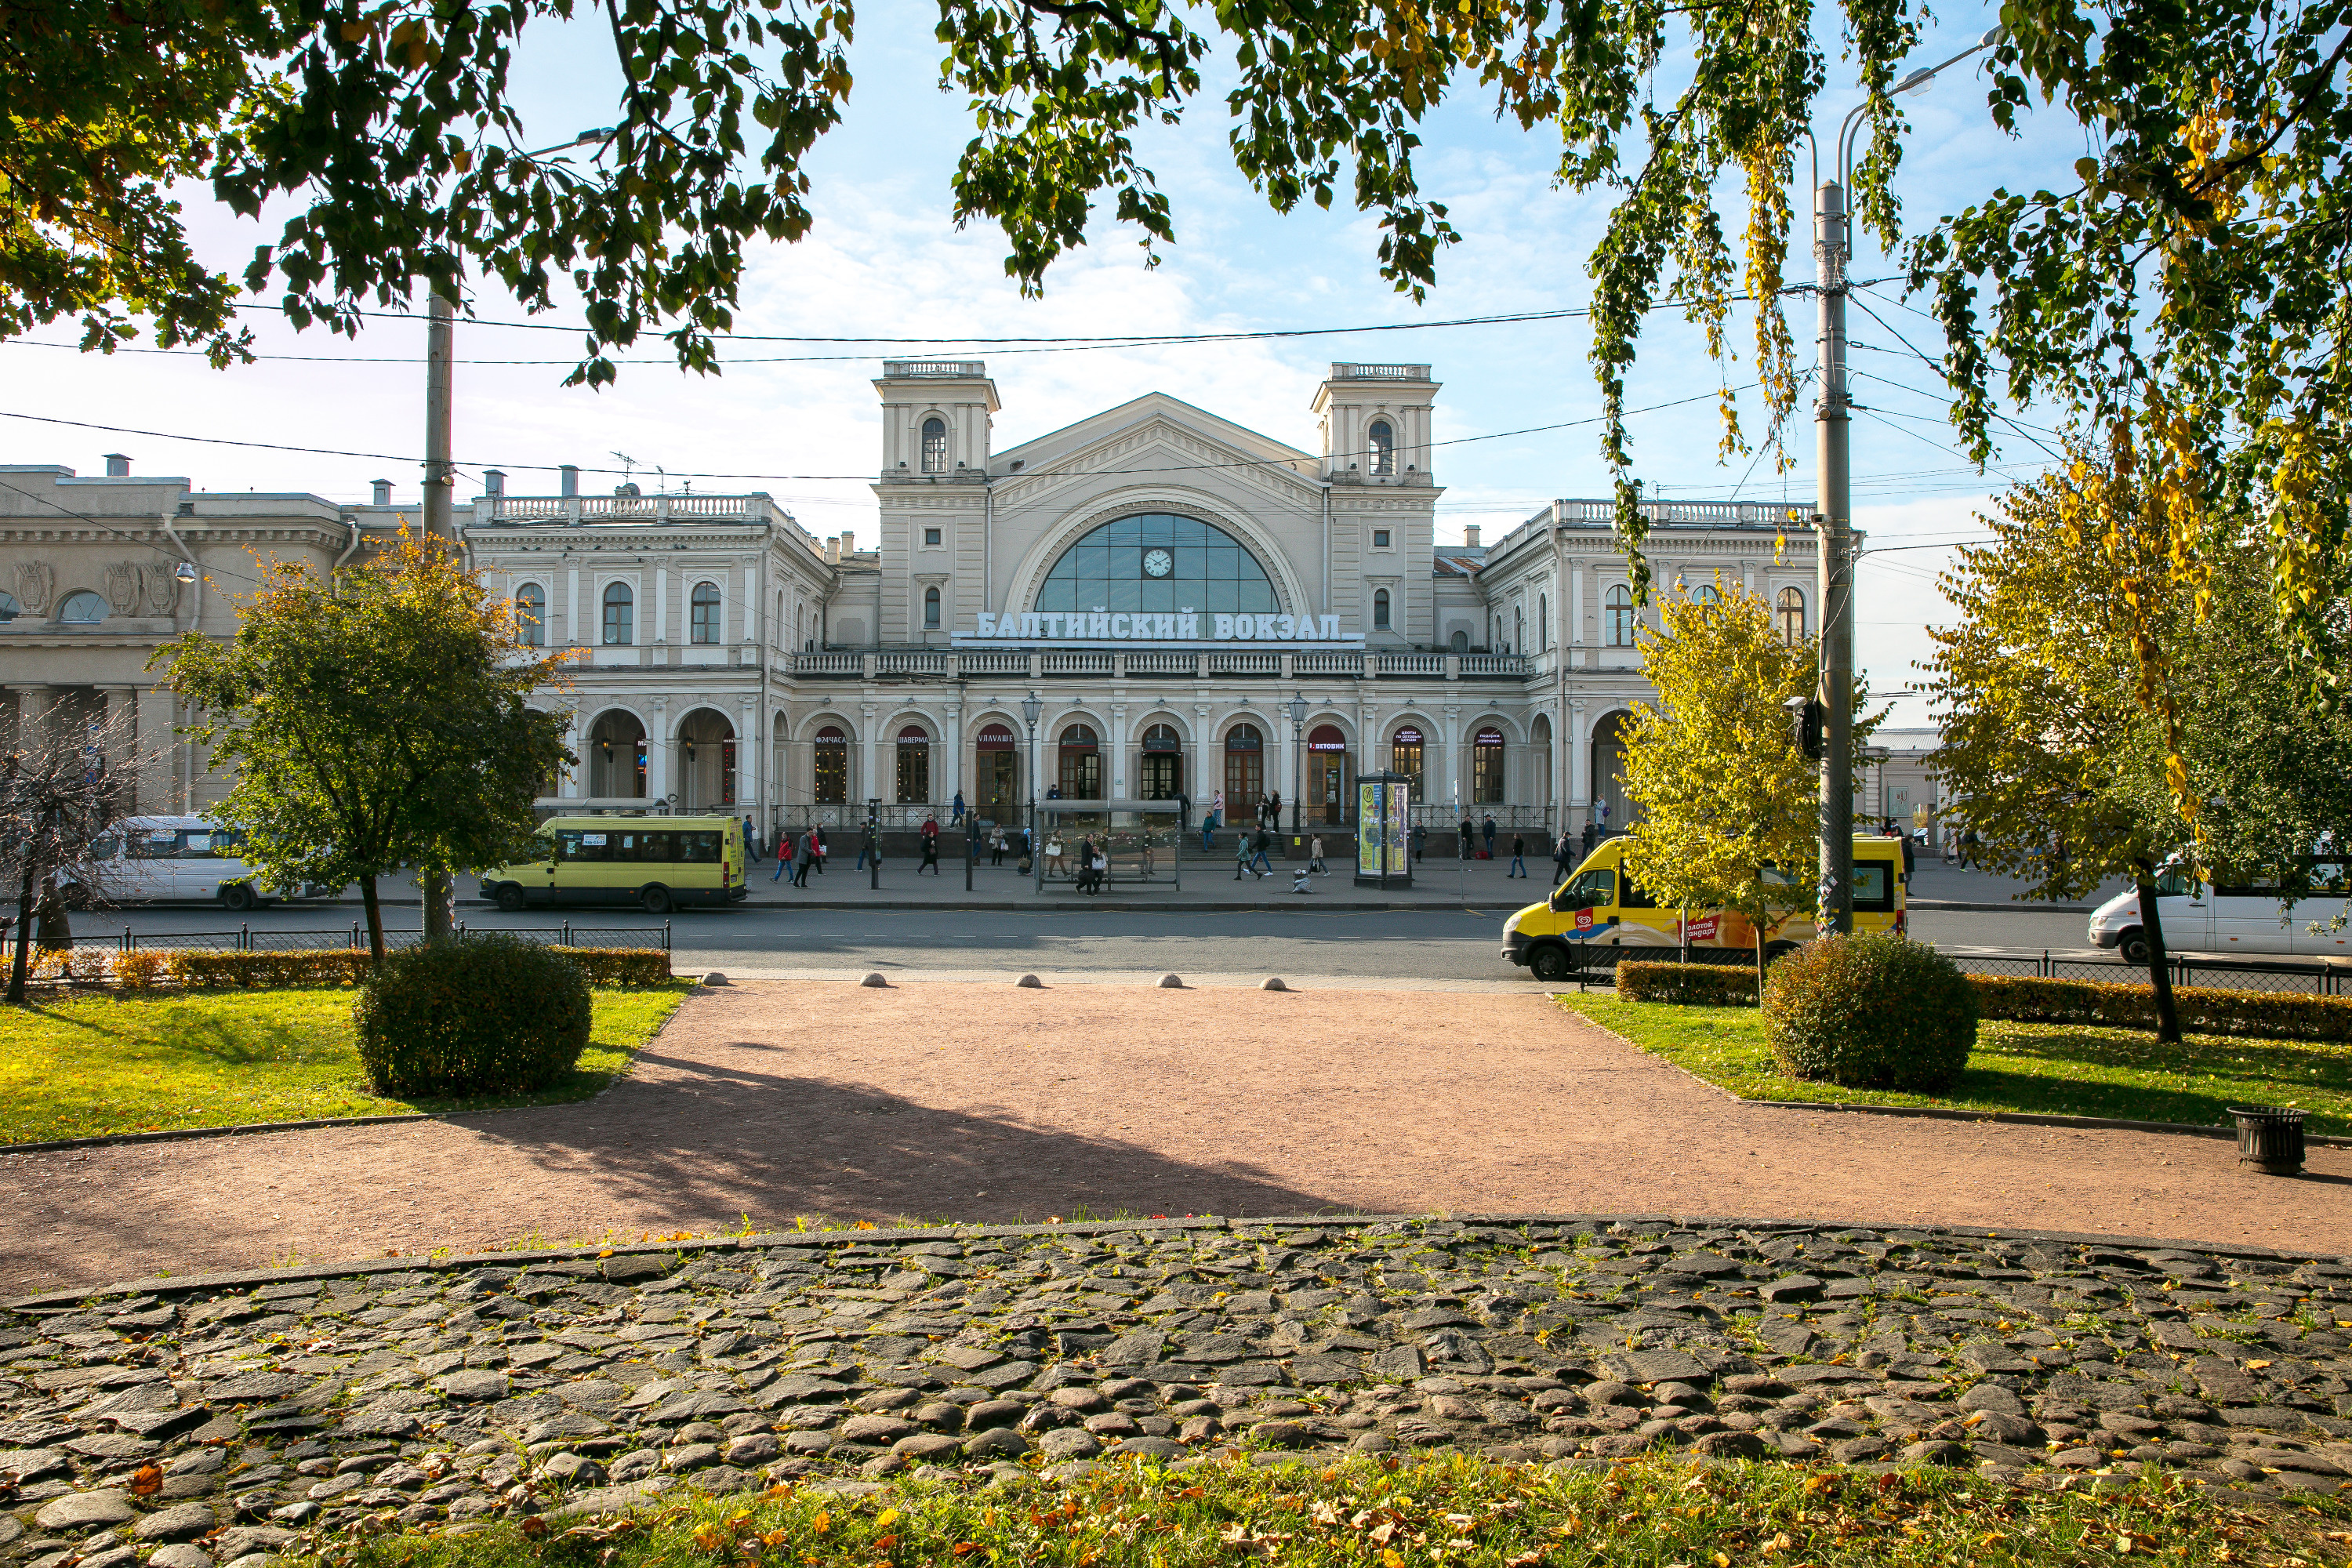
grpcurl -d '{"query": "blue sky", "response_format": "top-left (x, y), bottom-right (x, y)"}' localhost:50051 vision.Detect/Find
top-left (4, 0), bottom-right (2075, 720)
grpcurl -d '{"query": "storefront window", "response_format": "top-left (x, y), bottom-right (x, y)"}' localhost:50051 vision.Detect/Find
top-left (1036, 514), bottom-right (1279, 617)
top-left (814, 725), bottom-right (848, 804)
top-left (1308, 724), bottom-right (1349, 825)
top-left (895, 725), bottom-right (931, 804)
top-left (976, 723), bottom-right (1019, 806)
top-left (1390, 726), bottom-right (1424, 795)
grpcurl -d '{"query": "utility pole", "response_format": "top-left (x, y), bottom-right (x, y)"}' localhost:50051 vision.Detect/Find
top-left (1813, 182), bottom-right (1854, 936)
top-left (420, 289), bottom-right (459, 942)
top-left (1807, 27), bottom-right (2002, 935)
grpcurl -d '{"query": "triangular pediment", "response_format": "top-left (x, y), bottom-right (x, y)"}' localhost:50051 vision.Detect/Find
top-left (995, 394), bottom-right (1318, 495)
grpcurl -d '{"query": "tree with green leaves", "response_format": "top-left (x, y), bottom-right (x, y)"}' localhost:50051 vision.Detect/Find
top-left (1619, 584), bottom-right (1878, 997)
top-left (155, 531), bottom-right (573, 960)
top-left (1, 706), bottom-right (146, 1004)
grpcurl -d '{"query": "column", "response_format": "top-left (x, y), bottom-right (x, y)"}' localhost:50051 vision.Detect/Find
top-left (1440, 706), bottom-right (1462, 816)
top-left (100, 685), bottom-right (138, 811)
top-left (1192, 704), bottom-right (1212, 815)
top-left (561, 716), bottom-right (585, 800)
top-left (646, 696), bottom-right (671, 805)
top-left (1570, 700), bottom-right (1590, 822)
top-left (736, 695), bottom-right (760, 822)
top-left (10, 684), bottom-right (56, 750)
top-left (1280, 716), bottom-right (1300, 837)
top-left (946, 699), bottom-right (964, 811)
top-left (133, 684), bottom-right (180, 814)
top-left (858, 702), bottom-right (879, 810)
top-left (1107, 703), bottom-right (1129, 798)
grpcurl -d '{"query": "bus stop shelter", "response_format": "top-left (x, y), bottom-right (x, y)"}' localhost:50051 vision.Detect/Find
top-left (1032, 800), bottom-right (1185, 894)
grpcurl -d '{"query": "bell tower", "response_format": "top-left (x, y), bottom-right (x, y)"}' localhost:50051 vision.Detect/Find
top-left (1311, 363), bottom-right (1439, 485)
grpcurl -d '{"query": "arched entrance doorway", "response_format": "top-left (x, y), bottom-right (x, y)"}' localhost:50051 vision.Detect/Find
top-left (1592, 710), bottom-right (1635, 829)
top-left (1472, 724), bottom-right (1506, 804)
top-left (1307, 724), bottom-right (1350, 824)
top-left (587, 710), bottom-right (647, 797)
top-left (812, 725), bottom-right (849, 804)
top-left (895, 725), bottom-right (932, 804)
top-left (1058, 724), bottom-right (1101, 800)
top-left (1224, 723), bottom-right (1263, 811)
top-left (677, 709), bottom-right (735, 811)
top-left (1138, 724), bottom-right (1183, 800)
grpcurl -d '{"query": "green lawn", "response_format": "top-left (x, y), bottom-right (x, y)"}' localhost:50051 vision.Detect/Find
top-left (0, 985), bottom-right (691, 1146)
top-left (1562, 994), bottom-right (2352, 1135)
top-left (332, 1453), bottom-right (2349, 1568)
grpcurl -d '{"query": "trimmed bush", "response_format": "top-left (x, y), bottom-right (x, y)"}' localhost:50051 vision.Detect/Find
top-left (114, 949), bottom-right (168, 993)
top-left (355, 935), bottom-right (593, 1096)
top-left (1619, 960), bottom-right (1759, 1006)
top-left (1764, 934), bottom-right (1978, 1091)
top-left (563, 948), bottom-right (673, 985)
top-left (1971, 975), bottom-right (2352, 1042)
top-left (169, 950), bottom-right (372, 989)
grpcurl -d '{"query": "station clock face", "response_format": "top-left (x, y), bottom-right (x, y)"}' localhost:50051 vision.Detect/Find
top-left (1142, 547), bottom-right (1174, 579)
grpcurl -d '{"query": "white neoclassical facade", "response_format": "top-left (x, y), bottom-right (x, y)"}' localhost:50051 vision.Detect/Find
top-left (1, 361), bottom-right (1825, 840)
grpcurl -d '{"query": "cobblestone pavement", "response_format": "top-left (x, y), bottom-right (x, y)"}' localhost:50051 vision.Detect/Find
top-left (5, 1218), bottom-right (2350, 1568)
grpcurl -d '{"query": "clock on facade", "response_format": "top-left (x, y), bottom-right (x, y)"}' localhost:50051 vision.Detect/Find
top-left (1142, 547), bottom-right (1174, 578)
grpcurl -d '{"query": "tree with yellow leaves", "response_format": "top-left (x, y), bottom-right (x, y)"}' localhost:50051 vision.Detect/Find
top-left (1620, 584), bottom-right (1878, 998)
top-left (1926, 423), bottom-right (2205, 1042)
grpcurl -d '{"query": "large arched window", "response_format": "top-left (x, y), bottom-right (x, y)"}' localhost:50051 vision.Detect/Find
top-left (1691, 582), bottom-right (1720, 606)
top-left (689, 581), bottom-right (722, 644)
top-left (1367, 419), bottom-right (1396, 476)
top-left (1604, 584), bottom-right (1635, 648)
top-left (1473, 726), bottom-right (1506, 803)
top-left (601, 582), bottom-right (633, 645)
top-left (514, 583), bottom-right (546, 646)
top-left (1036, 514), bottom-right (1278, 617)
top-left (920, 417), bottom-right (949, 474)
top-left (924, 585), bottom-right (942, 630)
top-left (1373, 588), bottom-right (1392, 629)
top-left (1777, 586), bottom-right (1806, 644)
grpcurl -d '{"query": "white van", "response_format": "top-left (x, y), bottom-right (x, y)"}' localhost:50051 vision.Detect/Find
top-left (78, 816), bottom-right (310, 912)
top-left (2089, 858), bottom-right (2352, 963)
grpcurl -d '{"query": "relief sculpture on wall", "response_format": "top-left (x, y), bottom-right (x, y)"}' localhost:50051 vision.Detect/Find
top-left (13, 561), bottom-right (54, 615)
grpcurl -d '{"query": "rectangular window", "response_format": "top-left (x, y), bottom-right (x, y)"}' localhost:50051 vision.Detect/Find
top-left (923, 528), bottom-right (942, 546)
top-left (897, 746), bottom-right (931, 804)
top-left (1372, 530), bottom-right (1392, 548)
top-left (814, 746), bottom-right (848, 804)
top-left (556, 830), bottom-right (612, 862)
top-left (1852, 862), bottom-right (1893, 912)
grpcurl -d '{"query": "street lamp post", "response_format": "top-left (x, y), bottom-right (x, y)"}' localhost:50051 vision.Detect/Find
top-left (1811, 28), bottom-right (1999, 934)
top-left (1283, 694), bottom-right (1308, 842)
top-left (1021, 692), bottom-right (1042, 890)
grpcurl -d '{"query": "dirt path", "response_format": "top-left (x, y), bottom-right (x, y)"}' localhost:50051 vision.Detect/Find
top-left (5, 981), bottom-right (2344, 1295)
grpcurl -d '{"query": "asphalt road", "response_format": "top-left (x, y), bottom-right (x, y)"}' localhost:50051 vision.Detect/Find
top-left (64, 899), bottom-right (2125, 985)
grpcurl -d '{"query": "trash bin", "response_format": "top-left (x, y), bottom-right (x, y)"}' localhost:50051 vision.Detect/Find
top-left (2228, 1105), bottom-right (2306, 1176)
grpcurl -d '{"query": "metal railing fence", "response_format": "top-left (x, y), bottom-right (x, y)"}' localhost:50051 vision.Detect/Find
top-left (51, 923), bottom-right (671, 955)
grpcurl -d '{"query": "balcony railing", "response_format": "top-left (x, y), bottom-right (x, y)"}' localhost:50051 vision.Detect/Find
top-left (883, 360), bottom-right (986, 378)
top-left (874, 652), bottom-right (946, 675)
top-left (1332, 363), bottom-right (1431, 381)
top-left (1461, 654), bottom-right (1532, 676)
top-left (1376, 652), bottom-right (1445, 675)
top-left (1206, 652), bottom-right (1281, 675)
top-left (792, 652), bottom-right (863, 674)
top-left (959, 651), bottom-right (1031, 674)
top-left (1039, 651), bottom-right (1113, 674)
top-left (1294, 651), bottom-right (1365, 675)
top-left (1127, 652), bottom-right (1199, 675)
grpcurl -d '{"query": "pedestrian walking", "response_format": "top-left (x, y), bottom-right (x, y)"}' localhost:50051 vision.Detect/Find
top-left (1554, 831), bottom-right (1576, 882)
top-left (1249, 826), bottom-right (1274, 878)
top-left (1202, 816), bottom-right (1215, 853)
top-left (1309, 834), bottom-right (1327, 874)
top-left (1210, 789), bottom-right (1225, 830)
top-left (1234, 832), bottom-right (1254, 880)
top-left (1269, 790), bottom-right (1283, 827)
top-left (951, 790), bottom-right (966, 826)
top-left (1508, 833), bottom-right (1526, 877)
top-left (794, 829), bottom-right (817, 887)
top-left (989, 826), bottom-right (1007, 865)
top-left (1482, 813), bottom-right (1497, 858)
top-left (812, 826), bottom-right (828, 873)
top-left (743, 813), bottom-right (758, 861)
top-left (1412, 823), bottom-right (1427, 862)
top-left (771, 827), bottom-right (793, 882)
top-left (1581, 820), bottom-right (1599, 857)
top-left (919, 815), bottom-right (941, 874)
top-left (1178, 791), bottom-right (1191, 833)
top-left (1044, 833), bottom-right (1067, 879)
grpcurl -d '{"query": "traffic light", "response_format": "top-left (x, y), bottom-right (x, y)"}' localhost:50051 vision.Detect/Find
top-left (1785, 697), bottom-right (1827, 760)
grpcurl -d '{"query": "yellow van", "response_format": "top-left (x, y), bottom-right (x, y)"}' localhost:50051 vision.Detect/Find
top-left (1502, 833), bottom-right (1907, 982)
top-left (477, 815), bottom-right (746, 914)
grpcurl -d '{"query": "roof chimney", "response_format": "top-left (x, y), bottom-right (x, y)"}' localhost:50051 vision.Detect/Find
top-left (485, 469), bottom-right (506, 499)
top-left (104, 453), bottom-right (131, 477)
top-left (560, 464), bottom-right (579, 498)
top-left (840, 529), bottom-right (854, 557)
top-left (1463, 524), bottom-right (1481, 548)
top-left (372, 479), bottom-right (392, 506)
top-left (824, 536), bottom-right (841, 564)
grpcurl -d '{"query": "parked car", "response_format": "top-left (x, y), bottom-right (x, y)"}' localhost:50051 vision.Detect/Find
top-left (2088, 858), bottom-right (2352, 964)
top-left (76, 815), bottom-right (319, 911)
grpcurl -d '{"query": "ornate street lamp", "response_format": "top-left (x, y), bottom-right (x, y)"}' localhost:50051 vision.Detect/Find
top-left (1283, 693), bottom-right (1308, 838)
